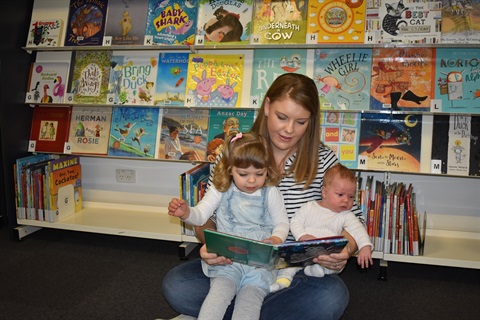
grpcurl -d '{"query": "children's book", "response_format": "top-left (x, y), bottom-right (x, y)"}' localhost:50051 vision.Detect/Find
top-left (145, 0), bottom-right (198, 46)
top-left (313, 48), bottom-right (372, 111)
top-left (370, 47), bottom-right (435, 112)
top-left (251, 0), bottom-right (306, 44)
top-left (108, 106), bottom-right (162, 158)
top-left (25, 19), bottom-right (63, 47)
top-left (68, 105), bottom-right (113, 155)
top-left (64, 0), bottom-right (109, 46)
top-left (185, 53), bottom-right (245, 108)
top-left (204, 229), bottom-right (349, 270)
top-left (306, 0), bottom-right (366, 44)
top-left (441, 0), bottom-right (480, 44)
top-left (107, 52), bottom-right (158, 106)
top-left (364, 4), bottom-right (382, 44)
top-left (357, 113), bottom-right (422, 173)
top-left (26, 62), bottom-right (70, 104)
top-left (155, 52), bottom-right (189, 106)
top-left (195, 0), bottom-right (253, 45)
top-left (103, 0), bottom-right (149, 46)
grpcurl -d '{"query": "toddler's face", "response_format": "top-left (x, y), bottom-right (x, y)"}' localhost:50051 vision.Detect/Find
top-left (231, 165), bottom-right (267, 194)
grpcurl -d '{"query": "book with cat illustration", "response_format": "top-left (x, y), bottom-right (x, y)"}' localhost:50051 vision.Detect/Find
top-left (441, 0), bottom-right (480, 44)
top-left (103, 0), bottom-right (149, 46)
top-left (64, 0), bottom-right (108, 46)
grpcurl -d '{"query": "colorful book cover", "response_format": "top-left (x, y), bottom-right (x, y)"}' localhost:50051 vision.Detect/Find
top-left (441, 0), bottom-right (480, 43)
top-left (70, 50), bottom-right (112, 104)
top-left (357, 113), bottom-right (422, 173)
top-left (434, 48), bottom-right (480, 114)
top-left (25, 19), bottom-right (63, 47)
top-left (195, 0), bottom-right (253, 45)
top-left (64, 0), bottom-right (109, 46)
top-left (108, 106), bottom-right (161, 158)
top-left (320, 111), bottom-right (361, 169)
top-left (250, 48), bottom-right (308, 107)
top-left (313, 48), bottom-right (372, 111)
top-left (103, 0), bottom-right (149, 46)
top-left (29, 105), bottom-right (72, 154)
top-left (68, 105), bottom-right (113, 155)
top-left (158, 108), bottom-right (209, 161)
top-left (185, 53), bottom-right (245, 108)
top-left (364, 4), bottom-right (382, 44)
top-left (155, 52), bottom-right (189, 106)
top-left (370, 47), bottom-right (435, 112)
top-left (26, 62), bottom-right (69, 104)
top-left (145, 0), bottom-right (198, 45)
top-left (306, 0), bottom-right (366, 44)
top-left (251, 0), bottom-right (306, 44)
top-left (107, 52), bottom-right (158, 105)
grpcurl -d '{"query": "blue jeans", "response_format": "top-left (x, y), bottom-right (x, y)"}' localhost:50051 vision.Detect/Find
top-left (162, 258), bottom-right (349, 320)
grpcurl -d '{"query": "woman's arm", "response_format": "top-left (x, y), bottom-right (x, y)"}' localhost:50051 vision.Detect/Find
top-left (194, 219), bottom-right (216, 244)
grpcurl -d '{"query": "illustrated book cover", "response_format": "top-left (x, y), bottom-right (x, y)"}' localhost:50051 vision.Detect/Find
top-left (313, 48), bottom-right (372, 111)
top-left (25, 19), bottom-right (63, 47)
top-left (103, 0), bottom-right (149, 46)
top-left (251, 0), bottom-right (306, 45)
top-left (26, 62), bottom-right (70, 104)
top-left (155, 52), bottom-right (189, 106)
top-left (204, 229), bottom-right (349, 270)
top-left (364, 3), bottom-right (382, 44)
top-left (108, 106), bottom-right (162, 158)
top-left (185, 53), bottom-right (245, 108)
top-left (107, 52), bottom-right (158, 105)
top-left (306, 0), bottom-right (366, 44)
top-left (64, 0), bottom-right (109, 46)
top-left (145, 0), bottom-right (198, 46)
top-left (357, 113), bottom-right (422, 173)
top-left (195, 0), bottom-right (253, 45)
top-left (68, 105), bottom-right (113, 155)
top-left (441, 0), bottom-right (480, 44)
top-left (370, 47), bottom-right (435, 112)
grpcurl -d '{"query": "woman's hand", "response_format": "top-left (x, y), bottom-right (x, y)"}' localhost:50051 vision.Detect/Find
top-left (314, 246), bottom-right (350, 271)
top-left (199, 244), bottom-right (232, 266)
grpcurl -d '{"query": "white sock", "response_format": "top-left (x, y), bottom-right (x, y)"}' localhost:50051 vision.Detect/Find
top-left (304, 264), bottom-right (326, 277)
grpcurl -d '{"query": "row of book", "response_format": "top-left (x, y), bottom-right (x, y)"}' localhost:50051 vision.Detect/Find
top-left (27, 0), bottom-right (480, 49)
top-left (28, 47), bottom-right (480, 113)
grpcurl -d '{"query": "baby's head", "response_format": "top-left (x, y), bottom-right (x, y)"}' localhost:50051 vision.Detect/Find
top-left (321, 164), bottom-right (357, 213)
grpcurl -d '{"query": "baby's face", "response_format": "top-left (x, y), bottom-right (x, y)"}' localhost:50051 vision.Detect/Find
top-left (322, 178), bottom-right (356, 213)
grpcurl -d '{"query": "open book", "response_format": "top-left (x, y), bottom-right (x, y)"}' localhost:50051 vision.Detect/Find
top-left (204, 229), bottom-right (348, 270)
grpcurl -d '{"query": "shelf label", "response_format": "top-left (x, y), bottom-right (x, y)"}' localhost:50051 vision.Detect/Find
top-left (28, 140), bottom-right (36, 152)
top-left (430, 159), bottom-right (442, 174)
top-left (102, 36), bottom-right (112, 46)
top-left (430, 99), bottom-right (442, 113)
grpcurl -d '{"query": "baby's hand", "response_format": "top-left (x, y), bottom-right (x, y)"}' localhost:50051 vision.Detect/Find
top-left (357, 246), bottom-right (373, 269)
top-left (168, 198), bottom-right (188, 219)
top-left (298, 234), bottom-right (316, 241)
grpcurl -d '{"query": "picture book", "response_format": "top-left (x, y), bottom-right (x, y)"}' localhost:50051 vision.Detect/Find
top-left (434, 48), bottom-right (480, 114)
top-left (29, 105), bottom-right (73, 154)
top-left (64, 0), bottom-right (108, 46)
top-left (158, 107), bottom-right (209, 161)
top-left (195, 0), bottom-right (253, 45)
top-left (364, 4), bottom-right (382, 44)
top-left (185, 53), bottom-right (245, 108)
top-left (306, 0), bottom-right (366, 44)
top-left (251, 0), bottom-right (307, 44)
top-left (155, 52), bottom-right (189, 106)
top-left (25, 19), bottom-right (63, 47)
top-left (441, 0), bottom-right (480, 44)
top-left (204, 229), bottom-right (349, 270)
top-left (68, 105), bottom-right (113, 155)
top-left (26, 62), bottom-right (70, 104)
top-left (20, 158), bottom-right (53, 221)
top-left (108, 106), bottom-right (162, 158)
top-left (357, 113), bottom-right (422, 173)
top-left (145, 0), bottom-right (198, 46)
top-left (103, 0), bottom-right (149, 46)
top-left (70, 50), bottom-right (112, 104)
top-left (313, 48), bottom-right (372, 111)
top-left (370, 47), bottom-right (435, 112)
top-left (320, 111), bottom-right (361, 169)
top-left (107, 52), bottom-right (158, 105)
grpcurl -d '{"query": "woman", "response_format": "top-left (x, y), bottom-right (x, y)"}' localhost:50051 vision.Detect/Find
top-left (162, 73), bottom-right (363, 319)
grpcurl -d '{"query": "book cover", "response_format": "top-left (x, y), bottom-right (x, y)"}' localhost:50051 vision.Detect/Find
top-left (357, 113), bottom-right (422, 173)
top-left (364, 4), bottom-right (382, 44)
top-left (195, 0), bottom-right (253, 45)
top-left (103, 0), bottom-right (149, 46)
top-left (155, 52), bottom-right (189, 106)
top-left (107, 52), bottom-right (158, 105)
top-left (306, 0), bottom-right (366, 44)
top-left (441, 0), bottom-right (480, 44)
top-left (313, 48), bottom-right (372, 111)
top-left (145, 0), bottom-right (198, 45)
top-left (370, 47), bottom-right (435, 112)
top-left (68, 105), bottom-right (113, 155)
top-left (25, 19), bottom-right (63, 47)
top-left (64, 0), bottom-right (109, 46)
top-left (70, 50), bottom-right (112, 104)
top-left (158, 107), bottom-right (208, 160)
top-left (185, 53), bottom-right (245, 108)
top-left (29, 105), bottom-right (73, 154)
top-left (108, 106), bottom-right (162, 158)
top-left (434, 48), bottom-right (480, 114)
top-left (26, 62), bottom-right (70, 104)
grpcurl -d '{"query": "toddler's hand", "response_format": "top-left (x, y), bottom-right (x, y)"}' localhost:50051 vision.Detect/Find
top-left (168, 198), bottom-right (187, 219)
